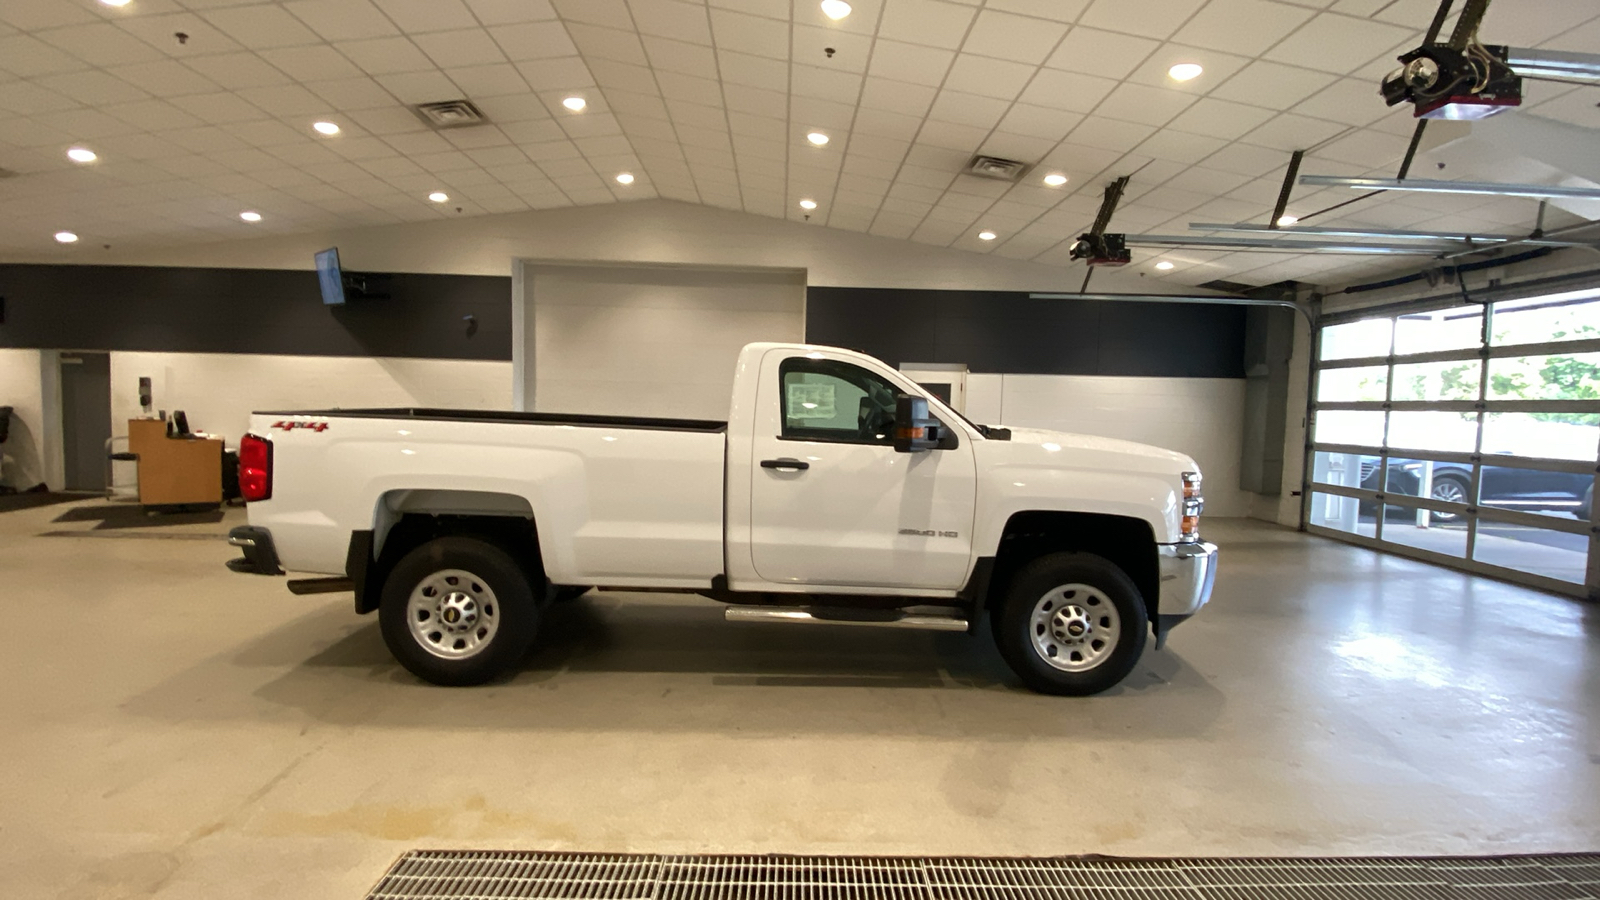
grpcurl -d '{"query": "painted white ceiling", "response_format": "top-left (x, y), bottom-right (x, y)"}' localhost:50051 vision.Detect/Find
top-left (0, 0), bottom-right (1596, 287)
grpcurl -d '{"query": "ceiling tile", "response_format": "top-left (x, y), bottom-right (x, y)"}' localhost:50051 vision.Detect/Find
top-left (0, 35), bottom-right (93, 77)
top-left (927, 89), bottom-right (1008, 129)
top-left (1210, 60), bottom-right (1338, 110)
top-left (373, 70), bottom-right (462, 105)
top-left (107, 60), bottom-right (220, 97)
top-left (1097, 82), bottom-right (1196, 128)
top-left (792, 25), bottom-right (872, 74)
top-left (236, 83), bottom-right (331, 117)
top-left (372, 0), bottom-right (481, 33)
top-left (1262, 13), bottom-right (1415, 75)
top-left (1289, 77), bottom-right (1390, 126)
top-left (414, 28), bottom-right (508, 68)
top-left (961, 9), bottom-right (1067, 65)
top-left (1018, 68), bottom-right (1116, 114)
top-left (1200, 142), bottom-right (1295, 177)
top-left (1076, 0), bottom-right (1207, 40)
top-left (628, 0), bottom-right (713, 45)
top-left (282, 0), bottom-right (400, 41)
top-left (565, 22), bottom-right (647, 65)
top-left (998, 103), bottom-right (1082, 141)
top-left (1239, 111), bottom-right (1349, 151)
top-left (1066, 116), bottom-right (1156, 153)
top-left (0, 0), bottom-right (100, 31)
top-left (1164, 97), bottom-right (1275, 140)
top-left (792, 64), bottom-right (863, 104)
top-left (445, 63), bottom-right (530, 98)
top-left (169, 91), bottom-right (268, 124)
top-left (645, 36), bottom-right (719, 79)
top-left (201, 5), bottom-right (322, 50)
top-left (185, 52), bottom-right (293, 89)
top-left (38, 71), bottom-right (149, 106)
top-left (942, 53), bottom-right (1034, 101)
top-left (1045, 27), bottom-right (1158, 80)
top-left (39, 22), bottom-right (168, 65)
top-left (514, 56), bottom-right (596, 91)
top-left (303, 76), bottom-right (397, 110)
top-left (1123, 44), bottom-right (1252, 93)
top-left (866, 40), bottom-right (954, 87)
top-left (489, 21), bottom-right (579, 61)
top-left (708, 8), bottom-right (788, 58)
top-left (259, 45), bottom-right (366, 81)
top-left (466, 0), bottom-right (558, 25)
top-left (335, 37), bottom-right (437, 75)
top-left (1172, 0), bottom-right (1314, 55)
top-left (877, 0), bottom-right (978, 50)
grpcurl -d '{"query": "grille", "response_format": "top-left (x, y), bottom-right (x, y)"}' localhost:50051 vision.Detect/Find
top-left (1360, 460), bottom-right (1379, 482)
top-left (365, 852), bottom-right (1600, 900)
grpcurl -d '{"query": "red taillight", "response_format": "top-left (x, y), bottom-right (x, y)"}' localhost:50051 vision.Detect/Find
top-left (239, 433), bottom-right (272, 502)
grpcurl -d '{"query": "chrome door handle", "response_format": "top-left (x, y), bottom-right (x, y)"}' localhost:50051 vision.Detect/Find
top-left (760, 458), bottom-right (810, 471)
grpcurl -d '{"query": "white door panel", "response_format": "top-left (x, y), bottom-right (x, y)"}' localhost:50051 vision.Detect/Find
top-left (747, 350), bottom-right (977, 589)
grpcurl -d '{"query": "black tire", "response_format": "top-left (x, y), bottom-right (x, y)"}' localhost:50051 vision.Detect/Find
top-left (1429, 474), bottom-right (1470, 522)
top-left (993, 552), bottom-right (1148, 696)
top-left (379, 536), bottom-right (539, 686)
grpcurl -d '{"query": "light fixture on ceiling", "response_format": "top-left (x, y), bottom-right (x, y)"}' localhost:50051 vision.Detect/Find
top-left (1042, 173), bottom-right (1067, 187)
top-left (799, 199), bottom-right (817, 210)
top-left (55, 231), bottom-right (78, 243)
top-left (428, 191), bottom-right (449, 202)
top-left (978, 231), bottom-right (997, 241)
top-left (616, 172), bottom-right (634, 184)
top-left (1277, 214), bottom-right (1299, 226)
top-left (100, 0), bottom-right (131, 6)
top-left (313, 121), bottom-right (340, 135)
top-left (67, 147), bottom-right (97, 163)
top-left (1155, 261), bottom-right (1175, 270)
top-left (806, 131), bottom-right (829, 146)
top-left (562, 96), bottom-right (587, 112)
top-left (240, 211), bottom-right (262, 222)
top-left (1168, 63), bottom-right (1204, 82)
top-left (820, 0), bottom-right (852, 19)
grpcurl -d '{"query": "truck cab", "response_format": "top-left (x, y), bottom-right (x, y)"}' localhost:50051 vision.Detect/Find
top-left (228, 342), bottom-right (1217, 695)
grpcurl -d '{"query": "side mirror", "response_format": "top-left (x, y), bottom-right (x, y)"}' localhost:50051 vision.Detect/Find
top-left (894, 394), bottom-right (944, 452)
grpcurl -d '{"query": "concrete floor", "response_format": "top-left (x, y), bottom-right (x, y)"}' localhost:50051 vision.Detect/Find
top-left (4, 501), bottom-right (1599, 899)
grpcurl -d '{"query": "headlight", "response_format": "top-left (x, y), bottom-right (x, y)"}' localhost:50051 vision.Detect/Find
top-left (1181, 471), bottom-right (1203, 541)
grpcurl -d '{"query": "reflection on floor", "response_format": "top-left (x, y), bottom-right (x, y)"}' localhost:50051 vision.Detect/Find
top-left (3, 504), bottom-right (1599, 900)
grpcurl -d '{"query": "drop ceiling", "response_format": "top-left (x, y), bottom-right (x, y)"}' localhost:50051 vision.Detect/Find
top-left (1, 0), bottom-right (1596, 288)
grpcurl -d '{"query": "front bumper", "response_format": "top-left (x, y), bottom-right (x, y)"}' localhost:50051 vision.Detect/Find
top-left (1154, 540), bottom-right (1217, 646)
top-left (227, 525), bottom-right (284, 576)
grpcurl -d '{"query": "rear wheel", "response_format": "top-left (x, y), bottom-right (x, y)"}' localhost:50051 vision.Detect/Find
top-left (994, 552), bottom-right (1148, 696)
top-left (1429, 474), bottom-right (1470, 523)
top-left (379, 536), bottom-right (538, 686)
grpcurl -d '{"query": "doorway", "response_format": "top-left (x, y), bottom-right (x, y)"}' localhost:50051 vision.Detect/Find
top-left (60, 351), bottom-right (110, 491)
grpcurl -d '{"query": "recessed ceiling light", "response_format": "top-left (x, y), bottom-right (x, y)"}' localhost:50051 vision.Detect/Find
top-left (100, 0), bottom-right (131, 6)
top-left (806, 131), bottom-right (829, 146)
top-left (616, 172), bottom-right (634, 184)
top-left (1042, 173), bottom-right (1067, 187)
top-left (55, 231), bottom-right (78, 243)
top-left (799, 199), bottom-right (817, 210)
top-left (1168, 63), bottom-right (1204, 82)
top-left (978, 231), bottom-right (997, 241)
top-left (562, 96), bottom-right (587, 112)
top-left (313, 121), bottom-right (340, 135)
top-left (1277, 214), bottom-right (1299, 226)
top-left (428, 191), bottom-right (449, 202)
top-left (240, 211), bottom-right (262, 222)
top-left (67, 147), bottom-right (97, 163)
top-left (1155, 261), bottom-right (1175, 270)
top-left (820, 0), bottom-right (852, 19)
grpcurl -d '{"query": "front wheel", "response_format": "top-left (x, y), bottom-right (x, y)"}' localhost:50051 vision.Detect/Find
top-left (994, 552), bottom-right (1149, 696)
top-left (379, 536), bottom-right (539, 686)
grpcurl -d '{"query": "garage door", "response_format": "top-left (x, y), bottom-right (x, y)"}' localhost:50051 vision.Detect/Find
top-left (1305, 288), bottom-right (1600, 597)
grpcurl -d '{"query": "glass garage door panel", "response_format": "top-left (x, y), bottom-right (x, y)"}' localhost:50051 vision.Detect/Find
top-left (1394, 308), bottom-right (1484, 355)
top-left (1479, 465), bottom-right (1593, 520)
top-left (1374, 457), bottom-right (1473, 512)
top-left (1491, 294), bottom-right (1600, 346)
top-left (1390, 360), bottom-right (1480, 402)
top-left (1316, 366), bottom-right (1387, 403)
top-left (1482, 413), bottom-right (1599, 461)
top-left (1382, 503), bottom-right (1468, 558)
top-left (1387, 411), bottom-right (1477, 454)
top-left (1320, 318), bottom-right (1393, 361)
top-left (1314, 410), bottom-right (1385, 446)
top-left (1474, 522), bottom-right (1588, 585)
top-left (1308, 491), bottom-right (1375, 537)
top-left (1311, 451), bottom-right (1376, 491)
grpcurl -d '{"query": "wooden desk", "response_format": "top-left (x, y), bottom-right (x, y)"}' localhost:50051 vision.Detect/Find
top-left (127, 418), bottom-right (223, 506)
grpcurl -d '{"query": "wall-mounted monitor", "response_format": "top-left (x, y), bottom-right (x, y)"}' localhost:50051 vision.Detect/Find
top-left (315, 247), bottom-right (345, 306)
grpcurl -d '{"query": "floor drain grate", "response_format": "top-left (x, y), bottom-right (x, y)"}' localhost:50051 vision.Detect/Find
top-left (365, 852), bottom-right (1600, 900)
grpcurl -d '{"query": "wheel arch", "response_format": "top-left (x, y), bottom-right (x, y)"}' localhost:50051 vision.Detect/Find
top-left (981, 510), bottom-right (1160, 626)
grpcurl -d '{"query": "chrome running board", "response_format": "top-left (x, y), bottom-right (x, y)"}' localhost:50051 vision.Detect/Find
top-left (724, 605), bottom-right (968, 632)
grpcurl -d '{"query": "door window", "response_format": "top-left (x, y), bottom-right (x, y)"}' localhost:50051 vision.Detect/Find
top-left (780, 357), bottom-right (899, 444)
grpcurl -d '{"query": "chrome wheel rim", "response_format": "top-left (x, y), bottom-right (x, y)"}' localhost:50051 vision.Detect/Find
top-left (1431, 480), bottom-right (1465, 520)
top-left (407, 568), bottom-right (500, 660)
top-left (1030, 583), bottom-right (1120, 673)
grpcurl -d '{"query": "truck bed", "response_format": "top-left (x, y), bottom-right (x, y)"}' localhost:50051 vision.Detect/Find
top-left (256, 408), bottom-right (728, 432)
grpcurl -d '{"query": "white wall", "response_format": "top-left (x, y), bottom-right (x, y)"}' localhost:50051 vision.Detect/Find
top-left (522, 262), bottom-right (804, 420)
top-left (9, 199), bottom-right (1181, 296)
top-left (965, 373), bottom-right (1248, 518)
top-left (106, 351), bottom-right (511, 454)
top-left (0, 348), bottom-right (48, 490)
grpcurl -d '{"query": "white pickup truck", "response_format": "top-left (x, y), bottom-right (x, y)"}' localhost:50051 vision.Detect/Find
top-left (228, 342), bottom-right (1216, 695)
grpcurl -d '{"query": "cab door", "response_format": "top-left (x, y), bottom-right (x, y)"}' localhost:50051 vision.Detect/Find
top-left (746, 350), bottom-right (977, 590)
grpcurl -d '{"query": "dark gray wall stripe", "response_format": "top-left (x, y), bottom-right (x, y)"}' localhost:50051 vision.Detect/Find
top-left (805, 287), bottom-right (1247, 378)
top-left (0, 264), bottom-right (511, 361)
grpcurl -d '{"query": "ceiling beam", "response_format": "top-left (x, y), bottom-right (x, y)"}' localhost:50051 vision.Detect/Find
top-left (1126, 234), bottom-right (1462, 255)
top-left (1299, 176), bottom-right (1600, 201)
top-left (1187, 222), bottom-right (1590, 248)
